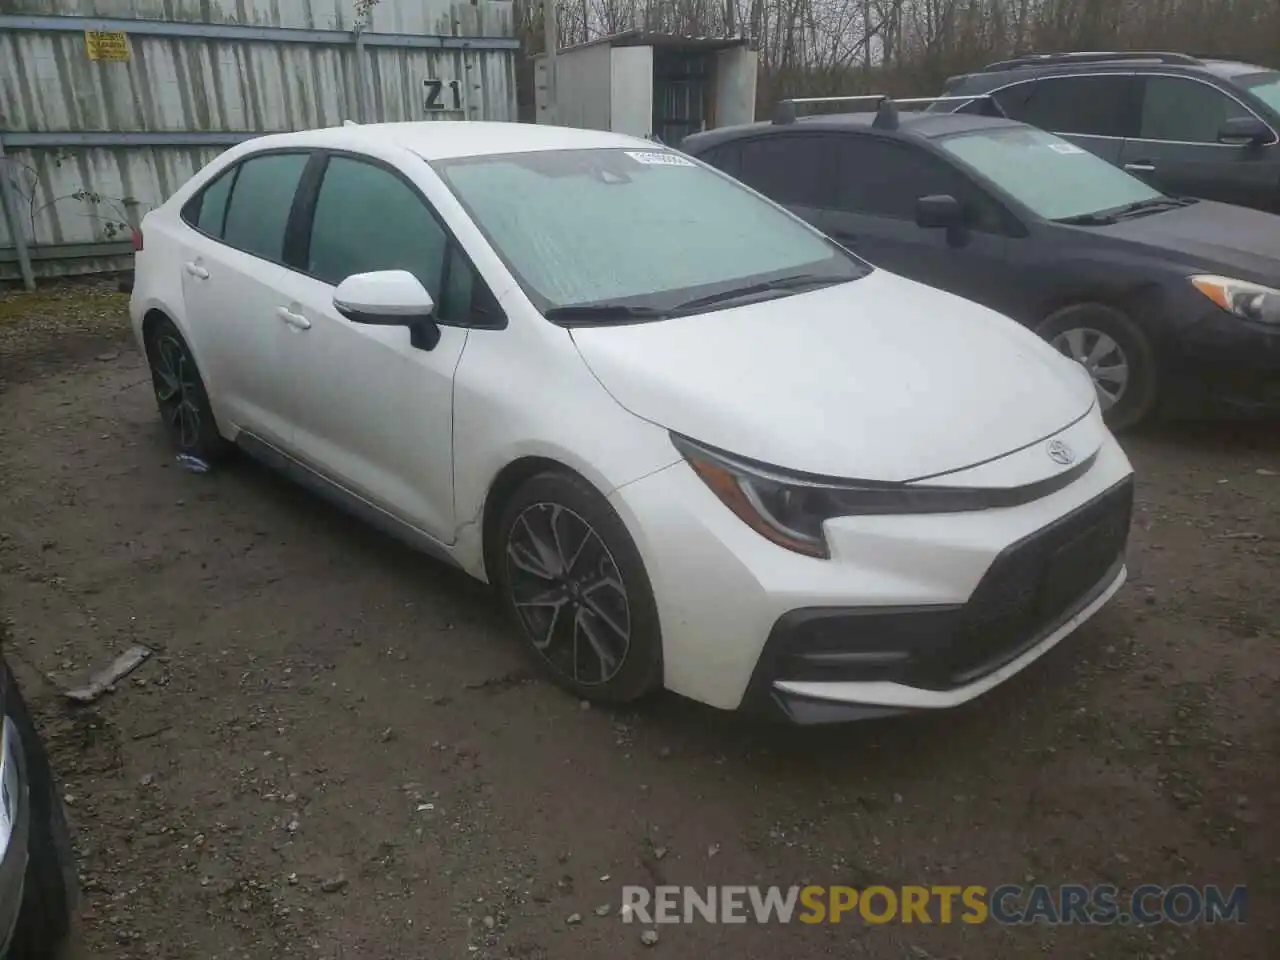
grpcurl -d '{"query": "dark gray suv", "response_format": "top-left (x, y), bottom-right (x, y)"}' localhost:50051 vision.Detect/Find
top-left (935, 52), bottom-right (1280, 212)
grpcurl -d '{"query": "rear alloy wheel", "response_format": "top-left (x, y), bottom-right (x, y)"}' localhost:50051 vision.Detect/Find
top-left (1039, 303), bottom-right (1158, 431)
top-left (495, 472), bottom-right (662, 703)
top-left (145, 319), bottom-right (230, 462)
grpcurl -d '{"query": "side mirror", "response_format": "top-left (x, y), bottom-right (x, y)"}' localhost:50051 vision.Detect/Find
top-left (1218, 116), bottom-right (1270, 146)
top-left (916, 194), bottom-right (965, 229)
top-left (334, 270), bottom-right (440, 350)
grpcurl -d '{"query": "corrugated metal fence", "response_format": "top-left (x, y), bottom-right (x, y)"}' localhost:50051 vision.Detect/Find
top-left (0, 0), bottom-right (519, 283)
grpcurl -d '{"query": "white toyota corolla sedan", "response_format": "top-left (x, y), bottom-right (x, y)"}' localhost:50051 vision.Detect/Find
top-left (129, 120), bottom-right (1134, 723)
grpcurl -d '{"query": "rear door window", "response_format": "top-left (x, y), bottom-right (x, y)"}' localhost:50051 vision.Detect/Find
top-left (220, 153), bottom-right (310, 263)
top-left (694, 142), bottom-right (740, 177)
top-left (995, 75), bottom-right (1135, 138)
top-left (182, 168), bottom-right (236, 238)
top-left (733, 135), bottom-right (838, 208)
top-left (1138, 76), bottom-right (1253, 143)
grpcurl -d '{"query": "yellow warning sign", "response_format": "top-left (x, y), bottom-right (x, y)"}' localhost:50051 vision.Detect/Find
top-left (85, 31), bottom-right (131, 61)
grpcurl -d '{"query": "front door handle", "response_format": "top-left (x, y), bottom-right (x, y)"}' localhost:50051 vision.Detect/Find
top-left (1124, 161), bottom-right (1156, 173)
top-left (276, 306), bottom-right (312, 330)
top-left (183, 261), bottom-right (209, 279)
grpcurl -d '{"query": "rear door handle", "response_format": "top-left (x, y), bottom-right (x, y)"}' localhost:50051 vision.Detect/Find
top-left (1123, 161), bottom-right (1156, 173)
top-left (183, 261), bottom-right (209, 279)
top-left (276, 306), bottom-right (311, 330)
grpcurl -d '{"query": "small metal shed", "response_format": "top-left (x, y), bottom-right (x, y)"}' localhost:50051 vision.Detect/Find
top-left (534, 31), bottom-right (757, 144)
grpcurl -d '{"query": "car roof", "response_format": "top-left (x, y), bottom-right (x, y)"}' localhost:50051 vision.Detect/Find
top-left (949, 56), bottom-right (1273, 91)
top-left (682, 111), bottom-right (1022, 150)
top-left (232, 121), bottom-right (654, 161)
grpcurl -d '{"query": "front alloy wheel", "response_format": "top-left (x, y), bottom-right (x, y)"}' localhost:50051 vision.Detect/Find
top-left (495, 471), bottom-right (662, 703)
top-left (505, 502), bottom-right (632, 686)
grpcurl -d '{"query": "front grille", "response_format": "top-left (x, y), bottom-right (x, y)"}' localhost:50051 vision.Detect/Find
top-left (941, 477), bottom-right (1134, 685)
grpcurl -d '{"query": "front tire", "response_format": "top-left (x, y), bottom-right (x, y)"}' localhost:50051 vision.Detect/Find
top-left (1038, 303), bottom-right (1158, 431)
top-left (3, 658), bottom-right (77, 959)
top-left (144, 317), bottom-right (231, 462)
top-left (494, 471), bottom-right (663, 704)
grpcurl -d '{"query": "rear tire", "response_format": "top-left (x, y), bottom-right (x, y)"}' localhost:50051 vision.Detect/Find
top-left (144, 317), bottom-right (232, 462)
top-left (493, 471), bottom-right (663, 704)
top-left (1038, 303), bottom-right (1158, 431)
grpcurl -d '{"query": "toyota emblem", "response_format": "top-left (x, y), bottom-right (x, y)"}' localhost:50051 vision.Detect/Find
top-left (1047, 439), bottom-right (1075, 466)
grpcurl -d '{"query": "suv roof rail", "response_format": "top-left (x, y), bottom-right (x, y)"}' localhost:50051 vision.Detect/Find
top-left (772, 94), bottom-right (1005, 128)
top-left (1187, 52), bottom-right (1260, 63)
top-left (983, 51), bottom-right (1203, 71)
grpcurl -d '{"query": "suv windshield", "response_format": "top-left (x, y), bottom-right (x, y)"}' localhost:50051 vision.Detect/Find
top-left (432, 148), bottom-right (868, 319)
top-left (1238, 71), bottom-right (1280, 114)
top-left (938, 126), bottom-right (1164, 222)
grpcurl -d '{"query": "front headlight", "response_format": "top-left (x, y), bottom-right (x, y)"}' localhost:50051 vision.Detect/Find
top-left (671, 434), bottom-right (1007, 559)
top-left (1190, 275), bottom-right (1280, 325)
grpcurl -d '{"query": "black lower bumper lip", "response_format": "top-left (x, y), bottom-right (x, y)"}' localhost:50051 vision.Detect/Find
top-left (741, 476), bottom-right (1135, 724)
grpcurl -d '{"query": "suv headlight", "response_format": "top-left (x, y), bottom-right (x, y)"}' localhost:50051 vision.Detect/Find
top-left (671, 434), bottom-right (1008, 559)
top-left (1190, 275), bottom-right (1280, 325)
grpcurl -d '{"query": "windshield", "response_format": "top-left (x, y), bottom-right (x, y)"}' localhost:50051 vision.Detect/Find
top-left (432, 148), bottom-right (868, 316)
top-left (1238, 71), bottom-right (1280, 114)
top-left (938, 126), bottom-right (1164, 221)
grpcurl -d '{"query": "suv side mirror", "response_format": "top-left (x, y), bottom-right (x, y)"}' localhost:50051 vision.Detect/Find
top-left (1218, 116), bottom-right (1270, 146)
top-left (916, 194), bottom-right (965, 229)
top-left (334, 270), bottom-right (440, 350)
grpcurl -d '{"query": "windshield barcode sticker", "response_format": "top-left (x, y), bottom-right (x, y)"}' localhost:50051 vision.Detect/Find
top-left (1048, 143), bottom-right (1086, 155)
top-left (625, 151), bottom-right (695, 167)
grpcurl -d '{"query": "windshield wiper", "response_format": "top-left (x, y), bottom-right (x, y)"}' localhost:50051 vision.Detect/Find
top-left (543, 304), bottom-right (670, 326)
top-left (1054, 195), bottom-right (1195, 227)
top-left (1054, 211), bottom-right (1119, 226)
top-left (1108, 196), bottom-right (1195, 219)
top-left (671, 274), bottom-right (843, 313)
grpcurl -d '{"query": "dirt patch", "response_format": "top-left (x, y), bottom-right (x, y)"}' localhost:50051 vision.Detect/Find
top-left (0, 278), bottom-right (133, 390)
top-left (0, 283), bottom-right (1276, 959)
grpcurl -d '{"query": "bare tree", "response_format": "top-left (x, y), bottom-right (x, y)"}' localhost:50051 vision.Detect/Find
top-left (513, 0), bottom-right (1279, 114)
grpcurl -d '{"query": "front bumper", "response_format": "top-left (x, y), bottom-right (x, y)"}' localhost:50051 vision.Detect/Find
top-left (749, 479), bottom-right (1131, 723)
top-left (0, 717), bottom-right (30, 955)
top-left (609, 413), bottom-right (1134, 718)
top-left (1162, 302), bottom-right (1280, 416)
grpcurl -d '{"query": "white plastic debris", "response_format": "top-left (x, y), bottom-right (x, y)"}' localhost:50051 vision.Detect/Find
top-left (175, 453), bottom-right (211, 473)
top-left (64, 645), bottom-right (152, 703)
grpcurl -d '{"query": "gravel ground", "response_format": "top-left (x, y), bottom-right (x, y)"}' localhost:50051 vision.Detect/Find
top-left (0, 281), bottom-right (1277, 959)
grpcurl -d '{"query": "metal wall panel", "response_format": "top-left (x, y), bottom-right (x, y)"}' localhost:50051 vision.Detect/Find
top-left (0, 0), bottom-right (508, 35)
top-left (0, 0), bottom-right (517, 280)
top-left (551, 43), bottom-right (613, 132)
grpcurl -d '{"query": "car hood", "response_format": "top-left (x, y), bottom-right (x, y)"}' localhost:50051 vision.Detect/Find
top-left (1093, 200), bottom-right (1280, 283)
top-left (569, 270), bottom-right (1097, 482)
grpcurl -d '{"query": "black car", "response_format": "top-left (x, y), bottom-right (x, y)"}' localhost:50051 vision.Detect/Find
top-left (932, 51), bottom-right (1280, 213)
top-left (681, 100), bottom-right (1280, 428)
top-left (0, 653), bottom-right (77, 958)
